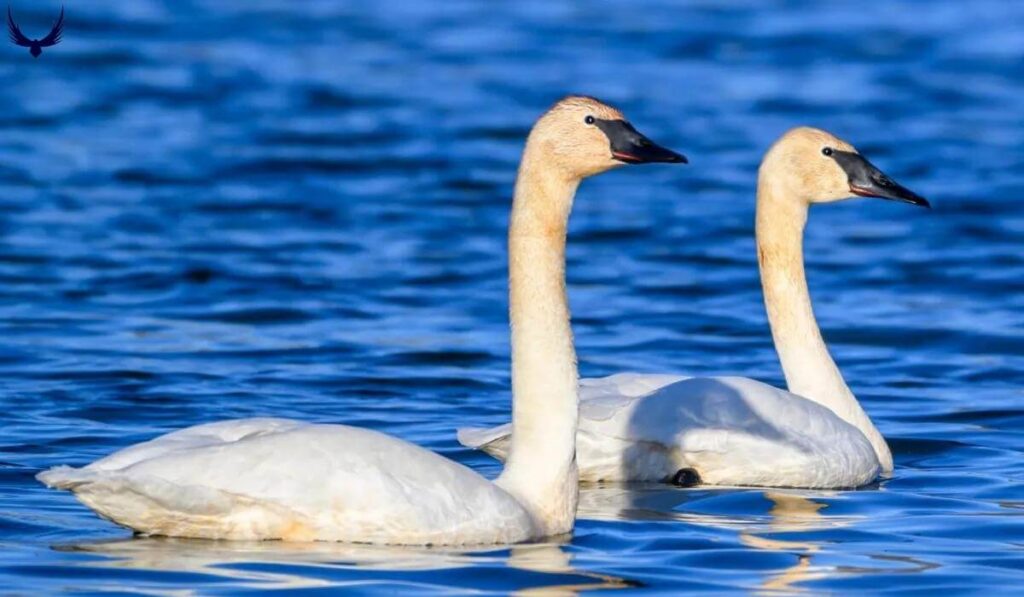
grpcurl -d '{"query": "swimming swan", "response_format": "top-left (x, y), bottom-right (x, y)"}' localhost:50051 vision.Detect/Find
top-left (459, 127), bottom-right (928, 489)
top-left (36, 96), bottom-right (686, 544)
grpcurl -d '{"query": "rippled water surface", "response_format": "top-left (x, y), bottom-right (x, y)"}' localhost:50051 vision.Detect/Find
top-left (2, 0), bottom-right (1023, 593)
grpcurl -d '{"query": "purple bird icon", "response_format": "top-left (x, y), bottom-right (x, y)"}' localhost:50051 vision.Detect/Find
top-left (8, 5), bottom-right (63, 58)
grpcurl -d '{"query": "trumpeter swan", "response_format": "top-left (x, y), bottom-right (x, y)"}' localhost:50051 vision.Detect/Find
top-left (459, 127), bottom-right (928, 489)
top-left (37, 96), bottom-right (686, 544)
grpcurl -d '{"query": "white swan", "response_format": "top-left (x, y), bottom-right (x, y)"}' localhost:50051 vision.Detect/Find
top-left (36, 96), bottom-right (686, 544)
top-left (459, 127), bottom-right (929, 489)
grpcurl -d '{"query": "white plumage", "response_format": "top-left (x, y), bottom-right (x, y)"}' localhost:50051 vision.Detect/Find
top-left (36, 96), bottom-right (688, 544)
top-left (461, 127), bottom-right (929, 489)
top-left (459, 373), bottom-right (880, 488)
top-left (40, 419), bottom-right (536, 544)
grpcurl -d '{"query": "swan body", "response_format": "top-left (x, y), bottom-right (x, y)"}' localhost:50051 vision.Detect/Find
top-left (460, 127), bottom-right (928, 489)
top-left (36, 96), bottom-right (686, 544)
top-left (40, 419), bottom-right (535, 544)
top-left (459, 374), bottom-right (879, 488)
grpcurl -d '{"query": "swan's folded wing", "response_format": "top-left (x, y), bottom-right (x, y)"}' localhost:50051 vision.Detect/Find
top-left (84, 418), bottom-right (305, 471)
top-left (577, 376), bottom-right (881, 487)
top-left (459, 376), bottom-right (879, 487)
top-left (39, 421), bottom-right (533, 544)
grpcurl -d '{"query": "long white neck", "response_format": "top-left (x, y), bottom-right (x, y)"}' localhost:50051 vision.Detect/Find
top-left (496, 151), bottom-right (580, 537)
top-left (756, 174), bottom-right (893, 472)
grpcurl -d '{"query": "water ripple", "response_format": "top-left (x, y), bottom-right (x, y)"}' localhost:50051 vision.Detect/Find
top-left (0, 0), bottom-right (1022, 593)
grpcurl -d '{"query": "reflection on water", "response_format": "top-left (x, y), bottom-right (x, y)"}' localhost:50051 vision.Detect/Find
top-left (23, 487), bottom-right (863, 594)
top-left (57, 537), bottom-right (633, 594)
top-left (578, 485), bottom-right (948, 592)
top-left (47, 488), bottom-right (868, 593)
top-left (508, 545), bottom-right (637, 596)
top-left (739, 493), bottom-right (841, 593)
top-left (578, 484), bottom-right (856, 530)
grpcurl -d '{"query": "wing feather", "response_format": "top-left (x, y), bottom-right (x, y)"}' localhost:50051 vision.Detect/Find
top-left (38, 5), bottom-right (64, 47)
top-left (7, 7), bottom-right (32, 47)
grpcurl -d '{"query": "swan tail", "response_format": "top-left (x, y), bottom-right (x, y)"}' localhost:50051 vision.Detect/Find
top-left (456, 424), bottom-right (511, 461)
top-left (37, 465), bottom-right (98, 490)
top-left (36, 466), bottom-right (316, 540)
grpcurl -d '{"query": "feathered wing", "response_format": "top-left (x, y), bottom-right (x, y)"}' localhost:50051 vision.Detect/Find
top-left (38, 5), bottom-right (63, 47)
top-left (7, 7), bottom-right (32, 47)
top-left (579, 376), bottom-right (881, 487)
top-left (459, 374), bottom-right (880, 488)
top-left (38, 419), bottom-right (535, 544)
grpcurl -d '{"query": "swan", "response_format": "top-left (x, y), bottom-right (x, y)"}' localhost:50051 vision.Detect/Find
top-left (459, 127), bottom-right (929, 489)
top-left (36, 96), bottom-right (686, 544)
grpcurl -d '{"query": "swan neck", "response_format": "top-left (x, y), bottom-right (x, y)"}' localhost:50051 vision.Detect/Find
top-left (756, 174), bottom-right (892, 471)
top-left (497, 153), bottom-right (580, 535)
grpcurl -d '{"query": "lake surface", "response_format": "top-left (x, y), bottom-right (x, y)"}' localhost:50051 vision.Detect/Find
top-left (1, 0), bottom-right (1023, 593)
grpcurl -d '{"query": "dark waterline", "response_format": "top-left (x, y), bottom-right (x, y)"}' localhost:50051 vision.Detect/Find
top-left (1, 0), bottom-right (1023, 592)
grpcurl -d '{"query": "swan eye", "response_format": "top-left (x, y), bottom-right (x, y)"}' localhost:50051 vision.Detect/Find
top-left (822, 147), bottom-right (834, 157)
top-left (584, 115), bottom-right (596, 125)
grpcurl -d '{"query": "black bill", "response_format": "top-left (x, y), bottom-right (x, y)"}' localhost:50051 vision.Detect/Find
top-left (594, 119), bottom-right (688, 165)
top-left (830, 150), bottom-right (929, 208)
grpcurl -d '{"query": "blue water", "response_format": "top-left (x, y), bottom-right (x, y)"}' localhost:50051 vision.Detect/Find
top-left (1, 0), bottom-right (1023, 592)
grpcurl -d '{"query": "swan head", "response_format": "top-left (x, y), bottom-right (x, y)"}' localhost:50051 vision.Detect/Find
top-left (526, 96), bottom-right (687, 179)
top-left (762, 127), bottom-right (929, 208)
